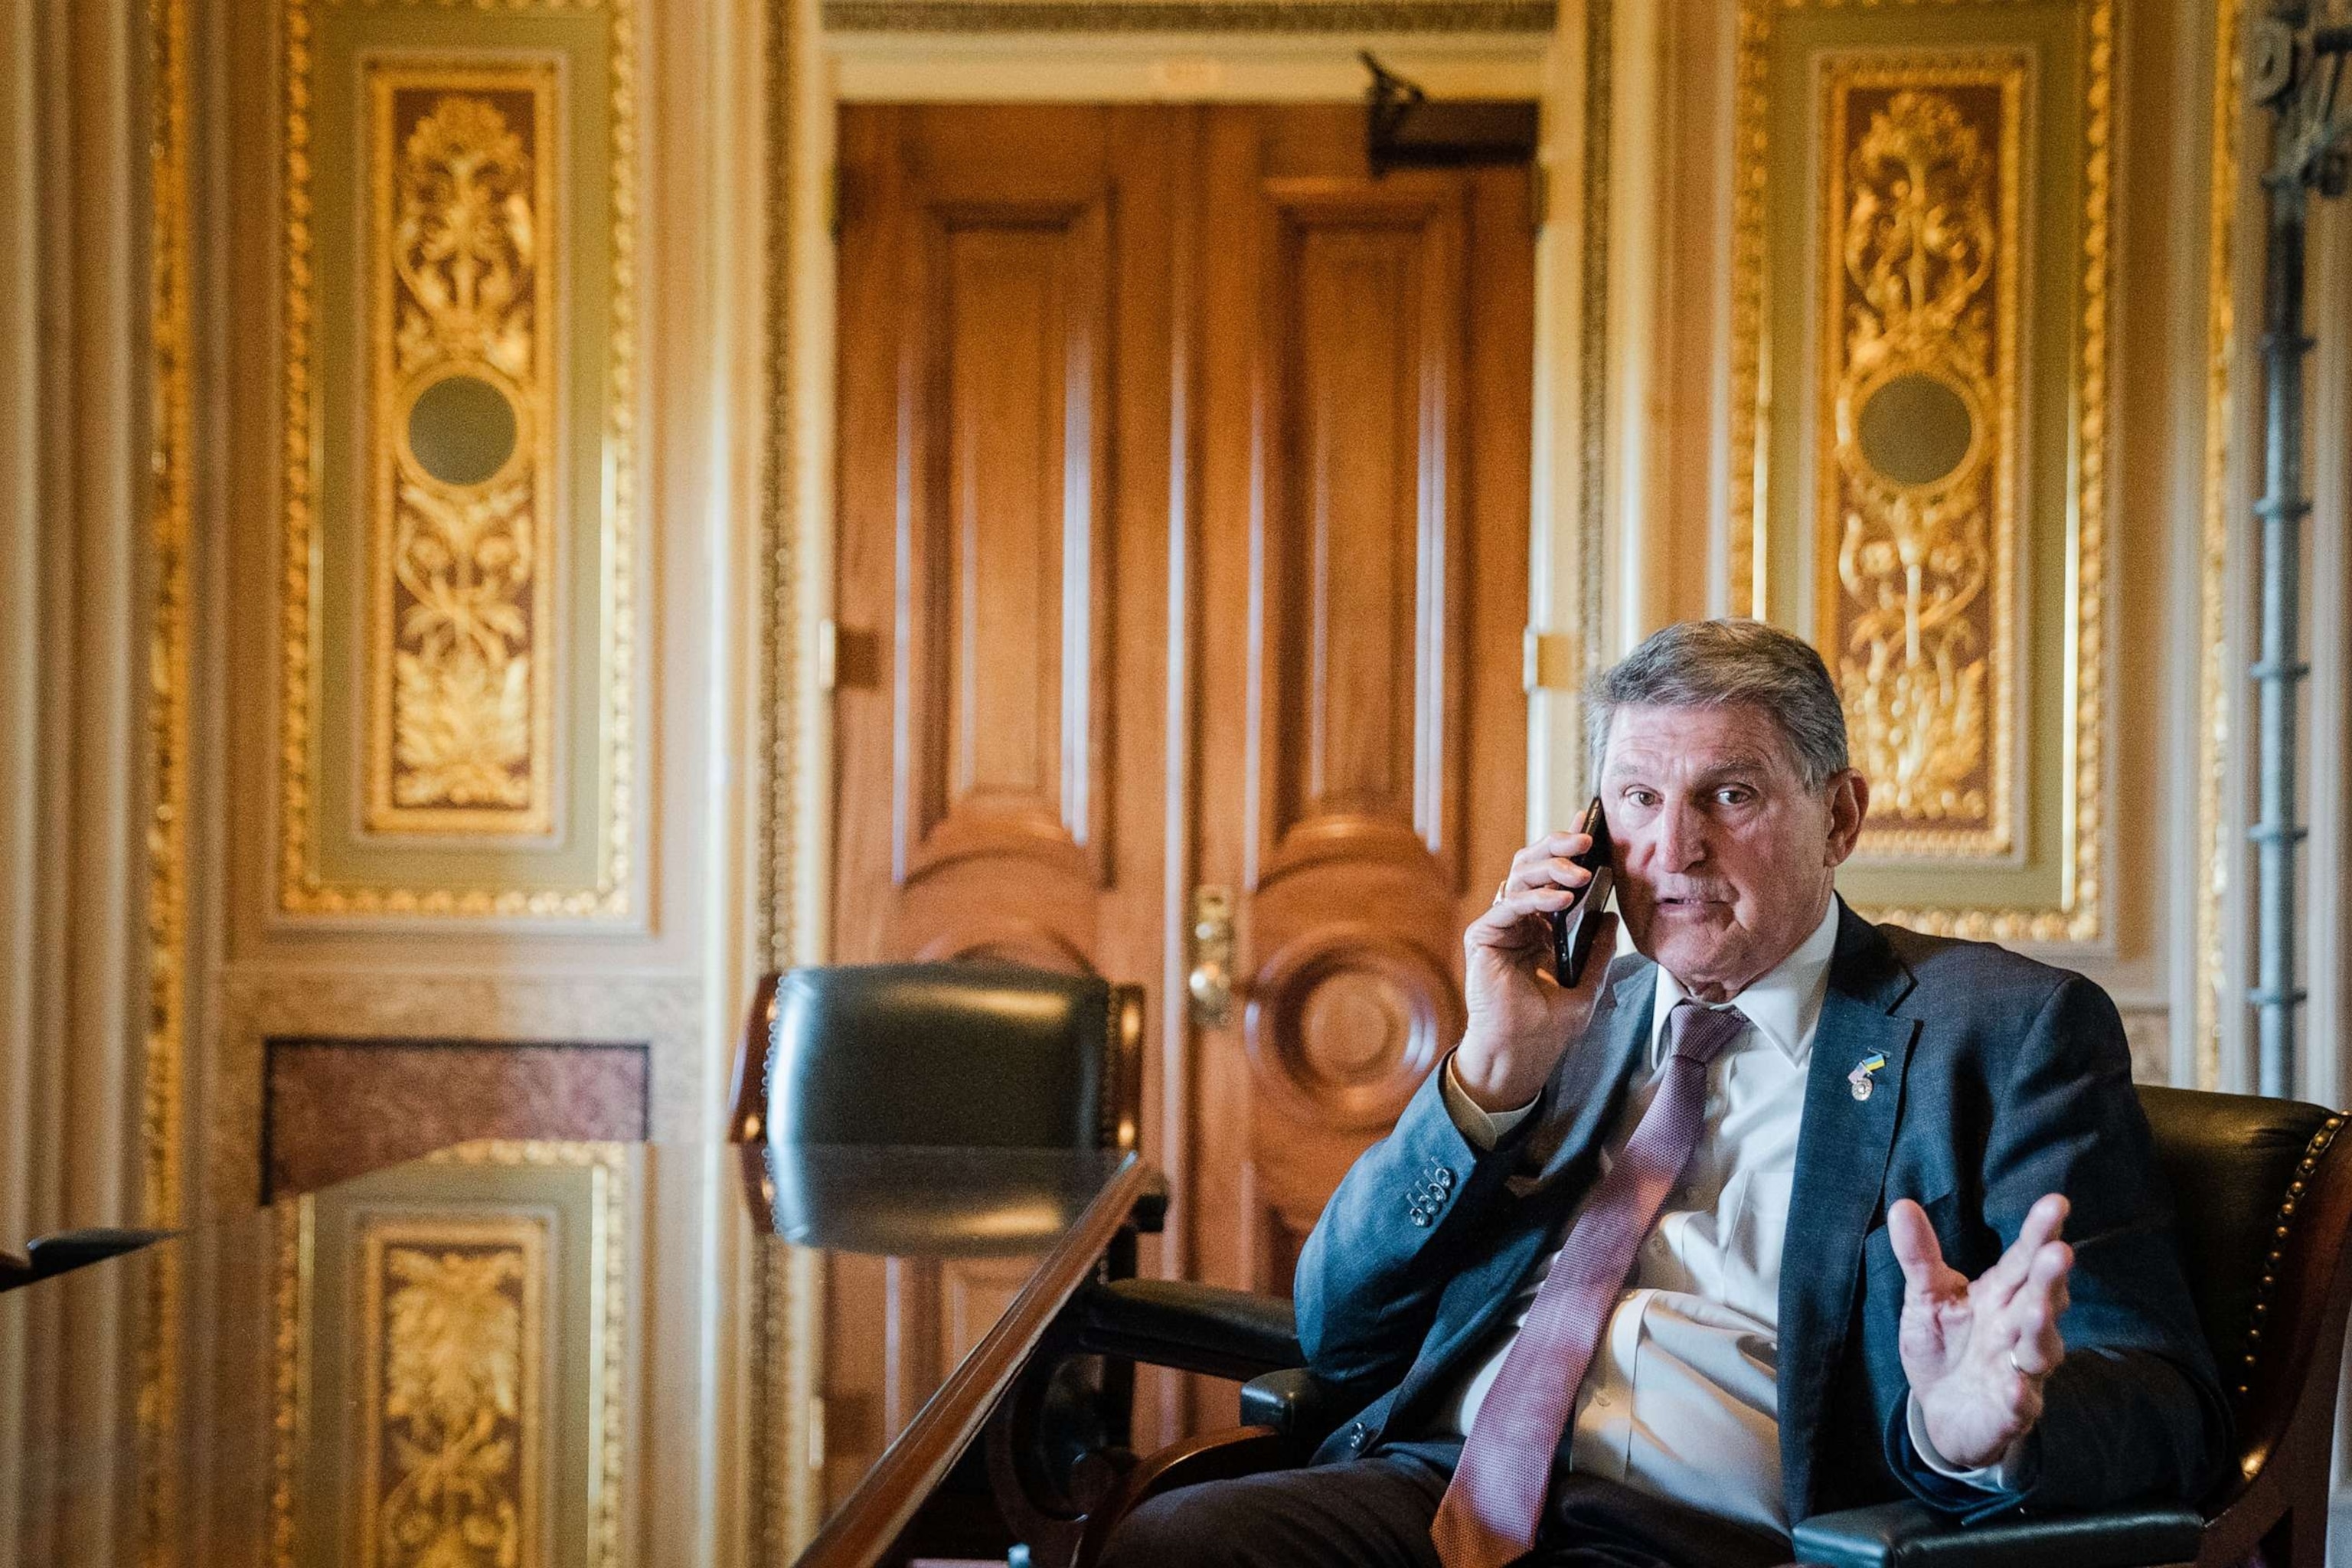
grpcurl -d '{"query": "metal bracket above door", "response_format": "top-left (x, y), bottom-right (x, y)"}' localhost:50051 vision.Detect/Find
top-left (1361, 53), bottom-right (1540, 178)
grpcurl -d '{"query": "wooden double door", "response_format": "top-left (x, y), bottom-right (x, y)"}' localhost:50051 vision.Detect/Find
top-left (828, 102), bottom-right (1534, 1460)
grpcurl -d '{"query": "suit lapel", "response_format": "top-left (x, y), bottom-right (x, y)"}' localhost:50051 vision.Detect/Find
top-left (1778, 900), bottom-right (1919, 1524)
top-left (1525, 959), bottom-right (1655, 1187)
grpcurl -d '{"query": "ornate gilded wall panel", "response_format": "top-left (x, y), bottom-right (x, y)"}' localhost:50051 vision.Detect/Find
top-left (367, 67), bottom-right (561, 838)
top-left (280, 0), bottom-right (635, 916)
top-left (274, 1143), bottom-right (626, 1568)
top-left (358, 1218), bottom-right (548, 1568)
top-left (1729, 0), bottom-right (2112, 942)
top-left (1815, 60), bottom-right (2021, 860)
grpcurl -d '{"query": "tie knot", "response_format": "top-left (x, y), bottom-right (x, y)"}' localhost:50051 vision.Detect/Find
top-left (1666, 999), bottom-right (1746, 1067)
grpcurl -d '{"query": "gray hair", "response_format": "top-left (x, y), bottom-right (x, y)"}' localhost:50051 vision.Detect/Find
top-left (1585, 619), bottom-right (1850, 791)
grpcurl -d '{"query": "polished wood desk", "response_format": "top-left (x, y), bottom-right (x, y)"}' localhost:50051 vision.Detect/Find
top-left (3, 1141), bottom-right (1155, 1567)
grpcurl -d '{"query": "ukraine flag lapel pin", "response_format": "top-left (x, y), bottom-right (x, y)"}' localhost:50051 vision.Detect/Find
top-left (1847, 1053), bottom-right (1888, 1102)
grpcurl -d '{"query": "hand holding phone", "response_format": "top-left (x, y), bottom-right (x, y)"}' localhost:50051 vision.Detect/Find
top-left (1455, 810), bottom-right (1621, 1112)
top-left (1550, 796), bottom-right (1615, 986)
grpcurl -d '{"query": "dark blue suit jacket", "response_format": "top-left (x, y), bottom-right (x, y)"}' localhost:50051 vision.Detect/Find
top-left (1293, 900), bottom-right (2230, 1527)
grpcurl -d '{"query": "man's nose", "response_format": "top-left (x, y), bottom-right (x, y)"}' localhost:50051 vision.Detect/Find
top-left (1652, 802), bottom-right (1706, 871)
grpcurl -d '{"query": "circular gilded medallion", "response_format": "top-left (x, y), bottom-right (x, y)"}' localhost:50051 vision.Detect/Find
top-left (406, 371), bottom-right (521, 488)
top-left (1855, 371), bottom-right (1974, 489)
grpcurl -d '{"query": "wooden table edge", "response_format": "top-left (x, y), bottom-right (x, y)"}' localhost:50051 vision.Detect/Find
top-left (793, 1151), bottom-right (1155, 1568)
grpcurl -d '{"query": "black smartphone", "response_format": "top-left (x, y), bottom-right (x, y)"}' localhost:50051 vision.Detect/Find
top-left (1549, 796), bottom-right (1615, 986)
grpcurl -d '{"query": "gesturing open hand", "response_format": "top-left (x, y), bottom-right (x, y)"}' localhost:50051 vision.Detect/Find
top-left (1890, 1191), bottom-right (2073, 1471)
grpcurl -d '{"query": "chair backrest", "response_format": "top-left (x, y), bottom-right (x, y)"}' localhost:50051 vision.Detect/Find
top-left (729, 962), bottom-right (1145, 1152)
top-left (2137, 1083), bottom-right (2351, 1495)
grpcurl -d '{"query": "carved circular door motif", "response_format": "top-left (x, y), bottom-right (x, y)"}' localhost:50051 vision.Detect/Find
top-left (1243, 927), bottom-right (1459, 1132)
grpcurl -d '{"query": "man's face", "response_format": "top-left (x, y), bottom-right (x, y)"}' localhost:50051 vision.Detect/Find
top-left (1599, 703), bottom-right (1867, 1001)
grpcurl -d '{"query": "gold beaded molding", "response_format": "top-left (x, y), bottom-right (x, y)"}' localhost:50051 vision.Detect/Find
top-left (2194, 0), bottom-right (2245, 1090)
top-left (819, 0), bottom-right (1554, 28)
top-left (143, 0), bottom-right (194, 1559)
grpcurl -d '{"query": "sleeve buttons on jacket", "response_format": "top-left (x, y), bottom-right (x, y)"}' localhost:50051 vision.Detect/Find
top-left (1406, 1165), bottom-right (1455, 1226)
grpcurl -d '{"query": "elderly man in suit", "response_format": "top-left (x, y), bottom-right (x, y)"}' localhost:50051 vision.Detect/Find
top-left (1106, 619), bottom-right (2226, 1568)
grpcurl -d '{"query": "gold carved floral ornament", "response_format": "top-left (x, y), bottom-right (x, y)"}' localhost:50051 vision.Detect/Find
top-left (276, 1145), bottom-right (626, 1568)
top-left (371, 78), bottom-right (558, 835)
top-left (374, 1246), bottom-right (533, 1568)
top-left (1819, 70), bottom-right (2020, 858)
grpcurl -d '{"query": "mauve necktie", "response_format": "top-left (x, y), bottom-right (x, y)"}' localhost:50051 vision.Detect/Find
top-left (1430, 998), bottom-right (1749, 1568)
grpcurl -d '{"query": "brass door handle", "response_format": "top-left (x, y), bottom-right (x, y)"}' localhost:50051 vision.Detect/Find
top-left (1188, 886), bottom-right (1235, 1029)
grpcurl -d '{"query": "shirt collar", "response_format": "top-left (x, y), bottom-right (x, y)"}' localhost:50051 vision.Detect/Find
top-left (1647, 895), bottom-right (1842, 1067)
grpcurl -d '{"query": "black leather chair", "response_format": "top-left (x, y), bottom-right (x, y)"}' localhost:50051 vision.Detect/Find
top-left (1030, 1083), bottom-right (2352, 1568)
top-left (731, 962), bottom-right (1159, 1257)
top-left (729, 962), bottom-right (1165, 1557)
top-left (730, 962), bottom-right (1145, 1154)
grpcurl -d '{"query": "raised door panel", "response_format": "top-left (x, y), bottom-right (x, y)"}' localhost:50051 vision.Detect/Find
top-left (1256, 181), bottom-right (1470, 891)
top-left (1193, 109), bottom-right (1531, 1325)
top-left (899, 196), bottom-right (1112, 896)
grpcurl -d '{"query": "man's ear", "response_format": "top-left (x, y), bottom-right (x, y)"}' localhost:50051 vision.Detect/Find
top-left (1825, 769), bottom-right (1868, 867)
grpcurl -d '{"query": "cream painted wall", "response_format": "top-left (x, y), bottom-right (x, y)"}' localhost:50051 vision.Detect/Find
top-left (0, 0), bottom-right (163, 1553)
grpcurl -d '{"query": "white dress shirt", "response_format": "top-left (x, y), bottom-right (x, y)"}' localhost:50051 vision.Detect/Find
top-left (1429, 899), bottom-right (2013, 1531)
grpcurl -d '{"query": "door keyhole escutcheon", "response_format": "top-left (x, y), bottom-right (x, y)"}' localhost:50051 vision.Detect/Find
top-left (1188, 886), bottom-right (1235, 1029)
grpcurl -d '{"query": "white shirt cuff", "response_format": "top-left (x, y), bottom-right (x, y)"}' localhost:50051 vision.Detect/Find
top-left (1905, 1393), bottom-right (2034, 1493)
top-left (1440, 1056), bottom-right (1540, 1152)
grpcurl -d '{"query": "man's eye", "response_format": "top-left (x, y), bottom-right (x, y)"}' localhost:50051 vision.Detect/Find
top-left (1716, 788), bottom-right (1752, 806)
top-left (1627, 790), bottom-right (1659, 808)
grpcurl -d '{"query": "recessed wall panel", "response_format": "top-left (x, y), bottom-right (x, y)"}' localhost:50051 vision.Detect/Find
top-left (1728, 0), bottom-right (2111, 941)
top-left (1814, 59), bottom-right (2024, 861)
top-left (281, 0), bottom-right (636, 917)
top-left (276, 1145), bottom-right (629, 1568)
top-left (366, 67), bottom-right (562, 838)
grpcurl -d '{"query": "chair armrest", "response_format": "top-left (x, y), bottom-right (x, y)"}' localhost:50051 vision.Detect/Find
top-left (1238, 1366), bottom-right (1351, 1461)
top-left (1073, 1277), bottom-right (1300, 1383)
top-left (1790, 1499), bottom-right (2204, 1568)
top-left (1126, 1171), bottom-right (1170, 1236)
top-left (25, 1227), bottom-right (174, 1279)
